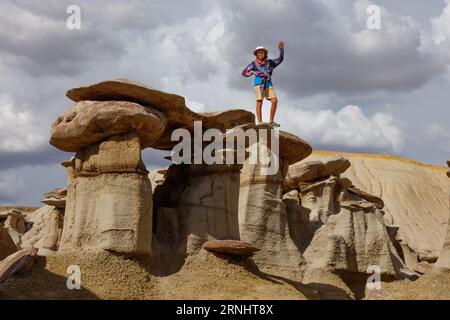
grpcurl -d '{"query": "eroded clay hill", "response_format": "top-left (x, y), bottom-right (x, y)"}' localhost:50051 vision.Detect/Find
top-left (306, 150), bottom-right (450, 273)
top-left (0, 79), bottom-right (449, 300)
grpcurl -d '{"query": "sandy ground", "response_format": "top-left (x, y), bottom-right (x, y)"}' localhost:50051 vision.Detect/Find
top-left (380, 269), bottom-right (450, 300)
top-left (0, 250), bottom-right (317, 300)
top-left (1, 250), bottom-right (450, 300)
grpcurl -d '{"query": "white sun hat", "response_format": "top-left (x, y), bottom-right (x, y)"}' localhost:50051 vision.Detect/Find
top-left (253, 46), bottom-right (268, 56)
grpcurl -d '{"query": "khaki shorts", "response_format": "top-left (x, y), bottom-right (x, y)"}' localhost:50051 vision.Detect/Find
top-left (254, 85), bottom-right (277, 101)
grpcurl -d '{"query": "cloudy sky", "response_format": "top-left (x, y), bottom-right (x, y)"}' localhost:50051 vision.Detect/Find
top-left (1, 0), bottom-right (449, 206)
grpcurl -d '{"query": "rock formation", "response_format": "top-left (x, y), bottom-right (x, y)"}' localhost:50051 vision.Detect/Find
top-left (63, 78), bottom-right (254, 150)
top-left (0, 209), bottom-right (26, 247)
top-left (49, 79), bottom-right (255, 258)
top-left (283, 156), bottom-right (350, 191)
top-left (303, 200), bottom-right (403, 277)
top-left (435, 160), bottom-right (450, 269)
top-left (0, 225), bottom-right (17, 261)
top-left (4, 78), bottom-right (449, 300)
top-left (447, 160), bottom-right (450, 178)
top-left (153, 162), bottom-right (242, 260)
top-left (281, 157), bottom-right (405, 279)
top-left (41, 188), bottom-right (67, 208)
top-left (50, 100), bottom-right (168, 152)
top-left (20, 205), bottom-right (63, 256)
top-left (0, 248), bottom-right (37, 283)
top-left (236, 124), bottom-right (311, 276)
top-left (202, 240), bottom-right (259, 256)
top-left (306, 151), bottom-right (450, 270)
top-left (58, 132), bottom-right (153, 256)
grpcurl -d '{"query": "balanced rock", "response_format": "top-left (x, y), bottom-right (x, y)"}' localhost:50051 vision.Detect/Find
top-left (65, 79), bottom-right (255, 150)
top-left (347, 186), bottom-right (384, 209)
top-left (283, 156), bottom-right (351, 191)
top-left (41, 188), bottom-right (67, 208)
top-left (0, 248), bottom-right (37, 283)
top-left (222, 123), bottom-right (311, 165)
top-left (202, 240), bottom-right (260, 256)
top-left (66, 78), bottom-right (196, 128)
top-left (278, 131), bottom-right (312, 165)
top-left (50, 100), bottom-right (168, 152)
top-left (304, 200), bottom-right (404, 277)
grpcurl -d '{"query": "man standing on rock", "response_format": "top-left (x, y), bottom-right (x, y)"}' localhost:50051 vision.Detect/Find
top-left (242, 41), bottom-right (285, 128)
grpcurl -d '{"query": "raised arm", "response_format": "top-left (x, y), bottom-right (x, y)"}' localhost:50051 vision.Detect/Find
top-left (270, 41), bottom-right (285, 68)
top-left (242, 62), bottom-right (256, 77)
top-left (270, 47), bottom-right (284, 68)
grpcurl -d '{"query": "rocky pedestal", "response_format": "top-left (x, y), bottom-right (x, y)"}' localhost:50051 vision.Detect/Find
top-left (283, 157), bottom-right (406, 278)
top-left (59, 132), bottom-right (153, 256)
top-left (237, 125), bottom-right (312, 276)
top-left (303, 200), bottom-right (404, 277)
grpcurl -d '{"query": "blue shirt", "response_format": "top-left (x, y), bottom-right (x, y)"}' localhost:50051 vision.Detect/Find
top-left (242, 47), bottom-right (284, 89)
top-left (253, 63), bottom-right (273, 87)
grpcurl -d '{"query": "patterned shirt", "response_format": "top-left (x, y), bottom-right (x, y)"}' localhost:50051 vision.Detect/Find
top-left (242, 47), bottom-right (284, 88)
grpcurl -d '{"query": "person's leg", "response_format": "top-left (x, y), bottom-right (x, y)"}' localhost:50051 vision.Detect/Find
top-left (254, 85), bottom-right (264, 123)
top-left (269, 97), bottom-right (278, 123)
top-left (256, 99), bottom-right (263, 123)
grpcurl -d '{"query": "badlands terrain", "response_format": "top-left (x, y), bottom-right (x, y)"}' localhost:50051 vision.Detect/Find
top-left (0, 79), bottom-right (449, 300)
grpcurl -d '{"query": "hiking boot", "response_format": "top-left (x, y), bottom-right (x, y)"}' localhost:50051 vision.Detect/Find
top-left (270, 121), bottom-right (280, 128)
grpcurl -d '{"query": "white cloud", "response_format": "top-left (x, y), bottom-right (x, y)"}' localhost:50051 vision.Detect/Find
top-left (279, 104), bottom-right (404, 153)
top-left (0, 95), bottom-right (47, 152)
top-left (186, 99), bottom-right (206, 112)
top-left (222, 0), bottom-right (443, 96)
top-left (431, 0), bottom-right (450, 45)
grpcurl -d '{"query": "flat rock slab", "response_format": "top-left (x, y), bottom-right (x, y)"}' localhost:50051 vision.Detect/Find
top-left (284, 156), bottom-right (351, 191)
top-left (348, 186), bottom-right (384, 209)
top-left (0, 248), bottom-right (37, 284)
top-left (278, 131), bottom-right (312, 165)
top-left (44, 188), bottom-right (67, 199)
top-left (41, 198), bottom-right (66, 208)
top-left (67, 78), bottom-right (196, 128)
top-left (202, 240), bottom-right (260, 256)
top-left (65, 79), bottom-right (255, 150)
top-left (222, 123), bottom-right (312, 165)
top-left (50, 100), bottom-right (168, 152)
